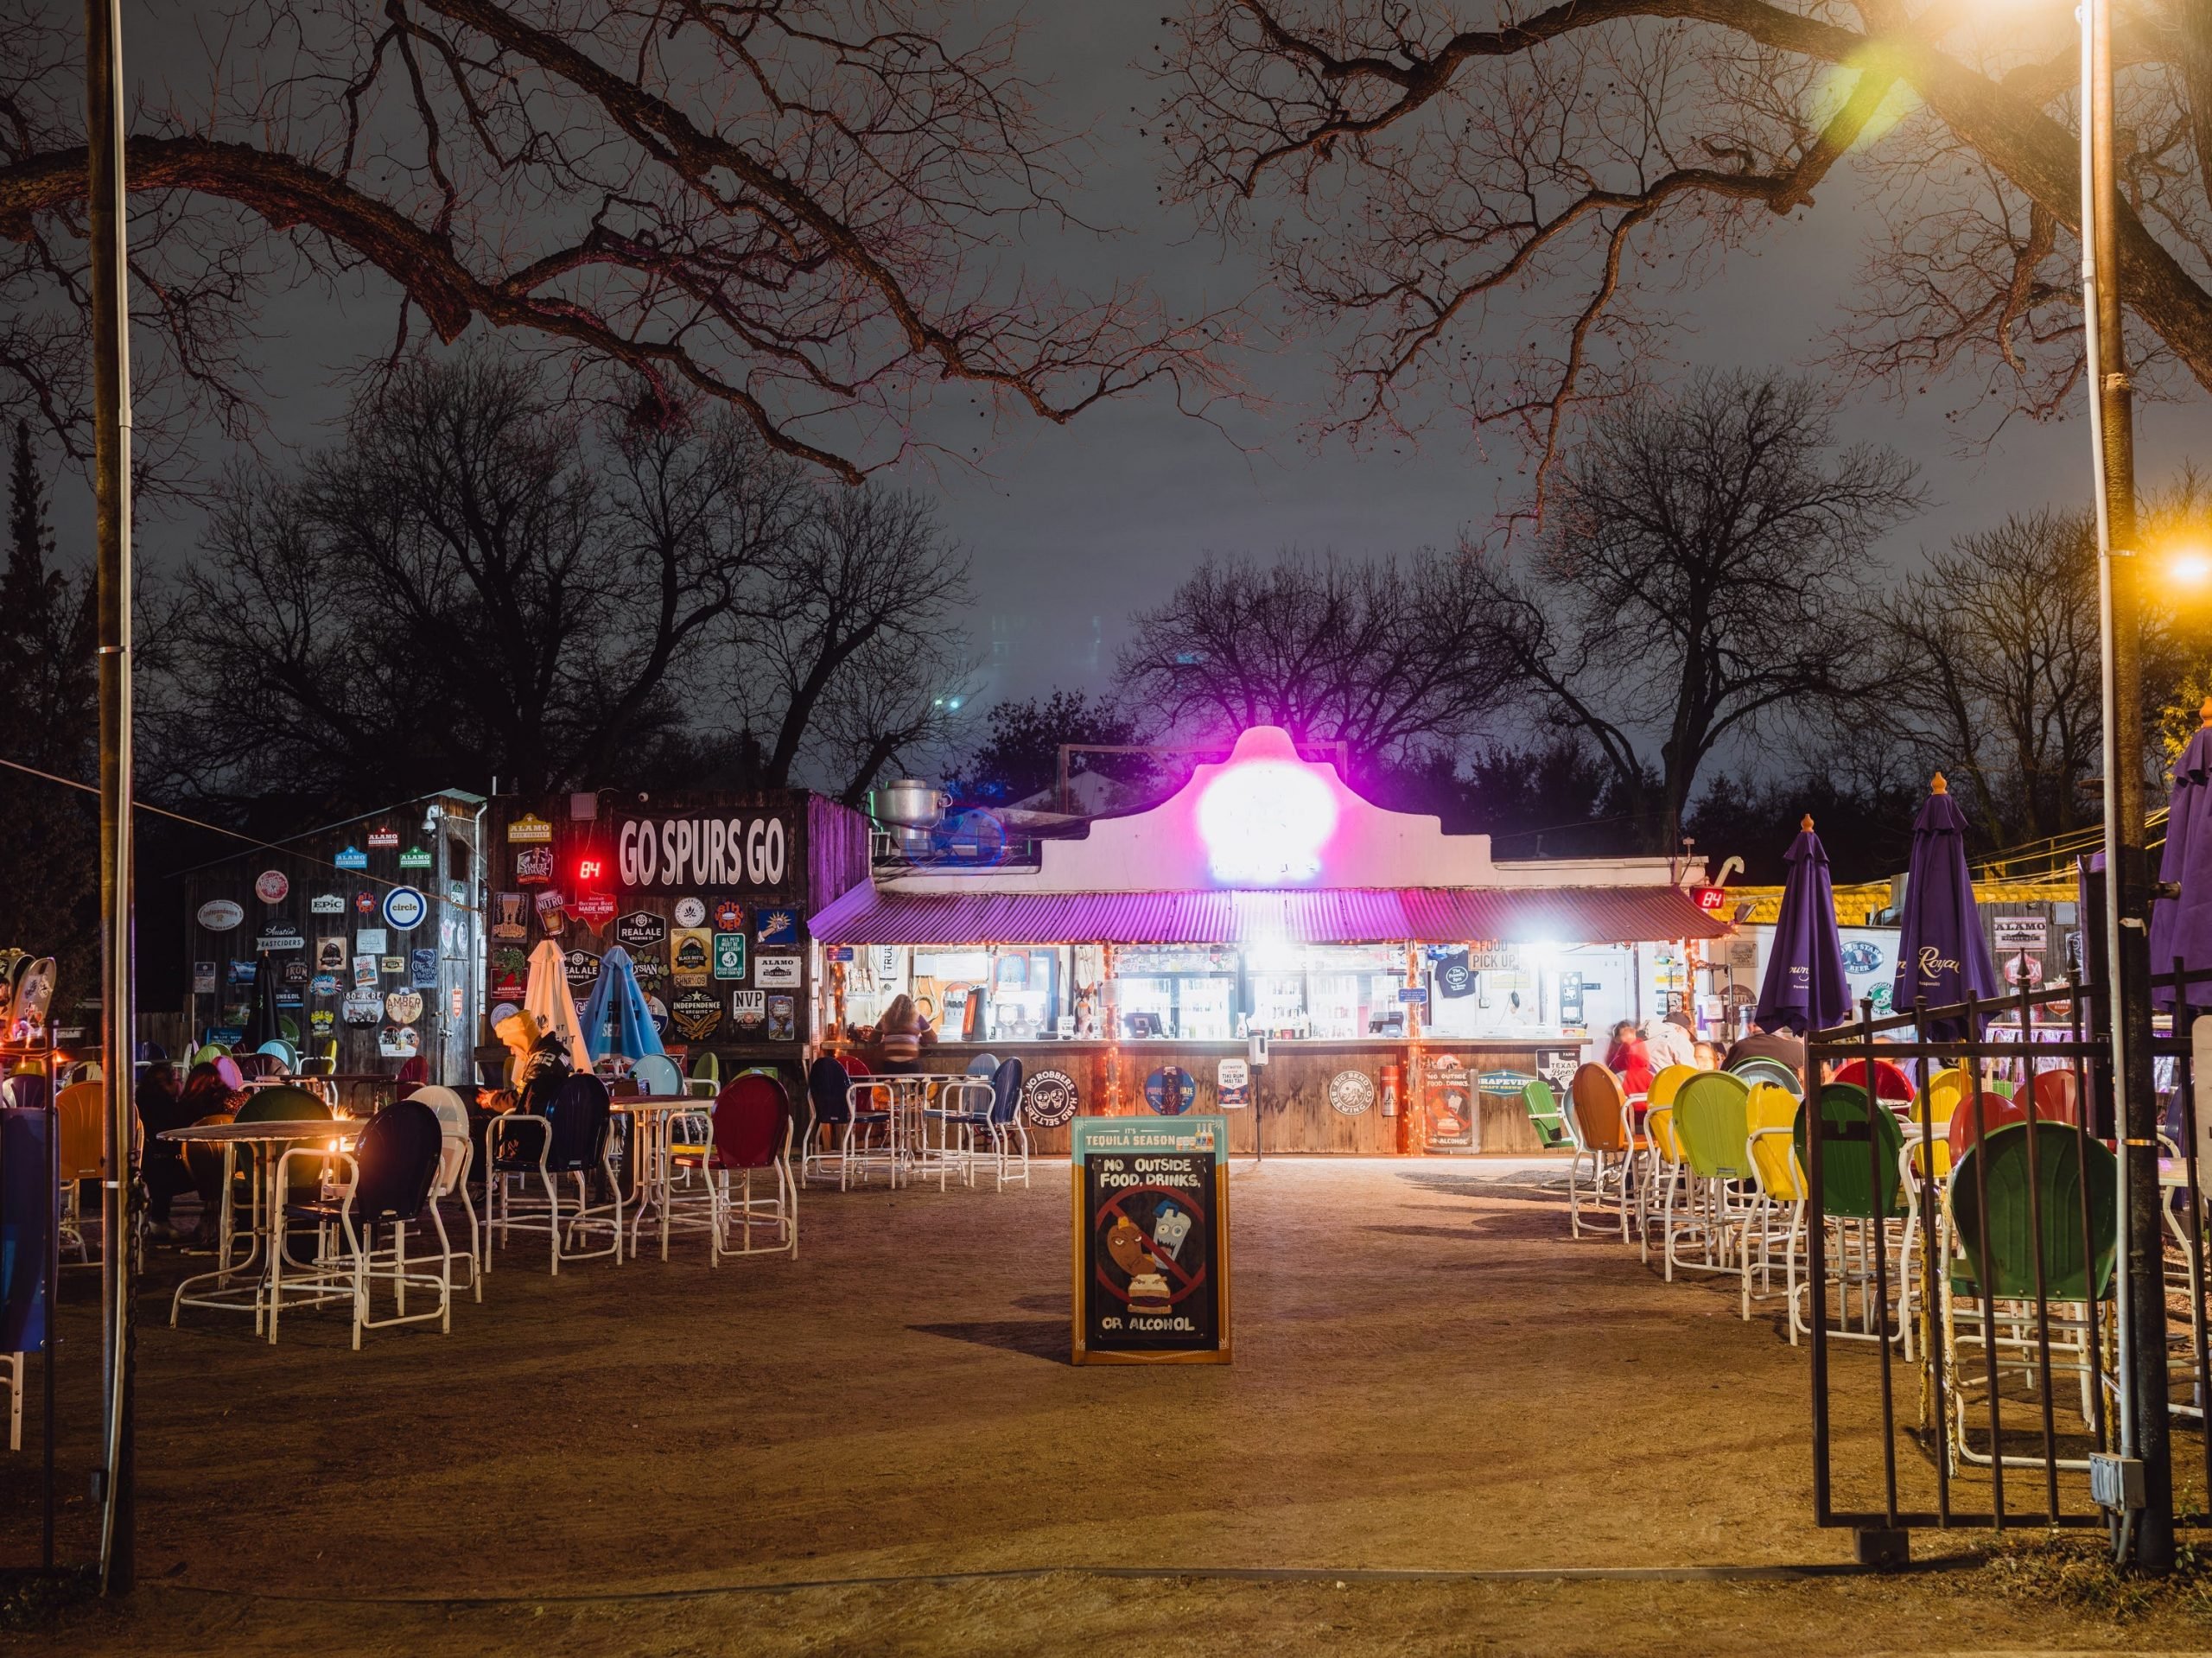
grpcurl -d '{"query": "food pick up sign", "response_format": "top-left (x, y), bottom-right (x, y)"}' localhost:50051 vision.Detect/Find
top-left (1071, 1115), bottom-right (1230, 1366)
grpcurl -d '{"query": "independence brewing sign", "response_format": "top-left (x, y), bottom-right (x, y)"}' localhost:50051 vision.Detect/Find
top-left (1071, 1115), bottom-right (1230, 1366)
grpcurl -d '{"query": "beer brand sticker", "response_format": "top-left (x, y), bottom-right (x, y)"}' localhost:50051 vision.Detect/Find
top-left (534, 890), bottom-right (567, 937)
top-left (670, 988), bottom-right (721, 1042)
top-left (254, 870), bottom-right (290, 905)
top-left (309, 974), bottom-right (340, 998)
top-left (255, 924), bottom-right (305, 952)
top-left (340, 991), bottom-right (383, 1026)
top-left (309, 893), bottom-right (345, 915)
top-left (385, 989), bottom-right (424, 1025)
top-left (712, 932), bottom-right (747, 981)
top-left (355, 928), bottom-right (388, 956)
top-left (315, 936), bottom-right (346, 971)
top-left (410, 946), bottom-right (439, 988)
top-left (381, 886), bottom-right (428, 931)
top-left (616, 911), bottom-right (668, 950)
top-left (492, 893), bottom-right (528, 941)
top-left (506, 813), bottom-right (553, 844)
top-left (192, 962), bottom-right (218, 994)
top-left (712, 900), bottom-right (744, 933)
top-left (379, 955), bottom-right (406, 975)
top-left (647, 994), bottom-right (670, 1035)
top-left (572, 893), bottom-right (617, 926)
top-left (673, 897), bottom-right (707, 929)
top-left (564, 949), bottom-right (602, 992)
top-left (378, 1025), bottom-right (420, 1058)
top-left (1217, 1058), bottom-right (1251, 1109)
top-left (283, 958), bottom-right (311, 986)
top-left (309, 1008), bottom-right (335, 1038)
top-left (1144, 1066), bottom-right (1198, 1116)
top-left (367, 827), bottom-right (400, 849)
top-left (354, 891), bottom-right (377, 915)
top-left (671, 928), bottom-right (711, 986)
top-left (515, 846), bottom-right (555, 886)
top-left (1328, 1070), bottom-right (1376, 1116)
top-left (334, 846), bottom-right (368, 870)
top-left (1024, 1069), bottom-right (1081, 1128)
top-left (449, 987), bottom-right (464, 1019)
top-left (196, 899), bottom-right (244, 932)
top-left (398, 844), bottom-right (433, 868)
top-left (730, 989), bottom-right (766, 1028)
top-left (765, 994), bottom-right (796, 1040)
top-left (754, 952), bottom-right (801, 988)
top-left (756, 908), bottom-right (798, 946)
top-left (353, 956), bottom-right (378, 988)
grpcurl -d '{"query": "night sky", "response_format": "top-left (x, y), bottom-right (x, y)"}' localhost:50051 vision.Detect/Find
top-left (62, 3), bottom-right (2212, 715)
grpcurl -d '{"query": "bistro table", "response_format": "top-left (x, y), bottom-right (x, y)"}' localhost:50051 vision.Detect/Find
top-left (164, 1117), bottom-right (368, 1340)
top-left (614, 1096), bottom-right (713, 1261)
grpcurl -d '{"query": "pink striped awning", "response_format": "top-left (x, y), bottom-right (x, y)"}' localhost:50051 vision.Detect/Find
top-left (809, 884), bottom-right (1727, 947)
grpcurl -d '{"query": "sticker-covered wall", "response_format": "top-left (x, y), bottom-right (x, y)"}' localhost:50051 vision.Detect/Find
top-left (179, 792), bottom-right (486, 1083)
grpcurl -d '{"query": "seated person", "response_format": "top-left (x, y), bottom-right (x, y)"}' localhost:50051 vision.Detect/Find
top-left (872, 994), bottom-right (936, 1075)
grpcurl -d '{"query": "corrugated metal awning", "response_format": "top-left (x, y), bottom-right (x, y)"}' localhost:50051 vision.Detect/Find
top-left (809, 884), bottom-right (1728, 946)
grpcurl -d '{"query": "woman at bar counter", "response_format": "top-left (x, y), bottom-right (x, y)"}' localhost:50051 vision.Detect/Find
top-left (870, 994), bottom-right (937, 1075)
top-left (1605, 1020), bottom-right (1653, 1098)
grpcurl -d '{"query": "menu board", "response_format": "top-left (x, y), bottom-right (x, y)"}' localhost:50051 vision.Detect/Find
top-left (1071, 1115), bottom-right (1230, 1365)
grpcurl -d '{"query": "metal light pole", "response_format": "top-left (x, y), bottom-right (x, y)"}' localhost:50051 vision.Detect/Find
top-left (86, 0), bottom-right (137, 1592)
top-left (2080, 0), bottom-right (2171, 1572)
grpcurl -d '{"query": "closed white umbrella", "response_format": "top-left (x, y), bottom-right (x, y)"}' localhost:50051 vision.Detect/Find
top-left (524, 939), bottom-right (592, 1071)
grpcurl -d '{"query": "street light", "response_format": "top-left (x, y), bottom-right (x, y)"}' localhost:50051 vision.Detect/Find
top-left (2164, 547), bottom-right (2212, 591)
top-left (2078, 0), bottom-right (2172, 1572)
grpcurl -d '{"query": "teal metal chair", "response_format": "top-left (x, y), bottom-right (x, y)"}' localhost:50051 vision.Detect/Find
top-left (1790, 1083), bottom-right (1908, 1351)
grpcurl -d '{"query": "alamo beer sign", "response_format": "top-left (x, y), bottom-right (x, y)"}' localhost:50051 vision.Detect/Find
top-left (1071, 1115), bottom-right (1230, 1366)
top-left (615, 811), bottom-right (791, 891)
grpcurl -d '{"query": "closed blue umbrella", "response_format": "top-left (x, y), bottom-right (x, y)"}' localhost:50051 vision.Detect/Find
top-left (580, 946), bottom-right (665, 1063)
top-left (1892, 773), bottom-right (2001, 1040)
top-left (1756, 815), bottom-right (1852, 1036)
top-left (2152, 699), bottom-right (2212, 1013)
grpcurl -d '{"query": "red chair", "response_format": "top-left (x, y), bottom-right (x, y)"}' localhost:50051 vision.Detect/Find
top-left (2030, 1069), bottom-right (2080, 1125)
top-left (702, 1073), bottom-right (797, 1265)
top-left (1948, 1091), bottom-right (2026, 1160)
top-left (1834, 1057), bottom-right (1916, 1105)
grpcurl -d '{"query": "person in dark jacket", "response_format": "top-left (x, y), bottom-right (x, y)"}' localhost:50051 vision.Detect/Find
top-left (1725, 1026), bottom-right (1808, 1073)
top-left (149, 1060), bottom-right (246, 1246)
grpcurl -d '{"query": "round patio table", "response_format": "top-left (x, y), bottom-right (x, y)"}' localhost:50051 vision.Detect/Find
top-left (162, 1118), bottom-right (367, 1339)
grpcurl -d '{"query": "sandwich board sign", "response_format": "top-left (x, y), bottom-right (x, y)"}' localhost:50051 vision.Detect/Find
top-left (1071, 1114), bottom-right (1230, 1366)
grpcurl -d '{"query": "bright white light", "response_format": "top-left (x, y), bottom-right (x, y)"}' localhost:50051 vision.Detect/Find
top-left (1522, 939), bottom-right (1564, 973)
top-left (2171, 549), bottom-right (2212, 589)
top-left (1197, 759), bottom-right (1337, 886)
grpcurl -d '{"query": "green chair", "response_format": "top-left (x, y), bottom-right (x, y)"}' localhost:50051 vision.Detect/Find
top-left (687, 1049), bottom-right (722, 1102)
top-left (235, 1085), bottom-right (334, 1199)
top-left (1728, 1056), bottom-right (1803, 1096)
top-left (1941, 1121), bottom-right (2118, 1473)
top-left (1519, 1079), bottom-right (1570, 1151)
top-left (1664, 1070), bottom-right (1753, 1282)
top-left (1790, 1083), bottom-right (1908, 1350)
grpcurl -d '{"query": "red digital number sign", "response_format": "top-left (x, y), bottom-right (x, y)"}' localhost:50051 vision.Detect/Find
top-left (576, 857), bottom-right (605, 884)
top-left (1693, 886), bottom-right (1728, 912)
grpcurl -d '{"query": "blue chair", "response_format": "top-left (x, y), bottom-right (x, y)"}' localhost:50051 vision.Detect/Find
top-left (803, 1055), bottom-right (889, 1190)
top-left (1728, 1056), bottom-right (1803, 1096)
top-left (965, 1052), bottom-right (1001, 1077)
top-left (986, 1056), bottom-right (1030, 1191)
top-left (486, 1074), bottom-right (622, 1274)
top-left (275, 1100), bottom-right (451, 1347)
top-left (632, 1053), bottom-right (683, 1099)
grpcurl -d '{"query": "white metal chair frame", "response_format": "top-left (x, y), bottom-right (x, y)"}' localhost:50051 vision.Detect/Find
top-left (703, 1113), bottom-right (799, 1265)
top-left (408, 1089), bottom-right (483, 1303)
top-left (270, 1144), bottom-right (454, 1349)
top-left (1565, 1093), bottom-right (1638, 1242)
top-left (482, 1113), bottom-right (624, 1275)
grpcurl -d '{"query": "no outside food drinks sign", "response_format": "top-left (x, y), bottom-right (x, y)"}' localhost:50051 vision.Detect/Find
top-left (1070, 1115), bottom-right (1230, 1366)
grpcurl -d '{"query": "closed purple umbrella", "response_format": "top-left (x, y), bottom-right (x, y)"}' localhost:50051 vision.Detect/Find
top-left (2152, 698), bottom-right (2212, 1013)
top-left (1755, 815), bottom-right (1852, 1036)
top-left (1892, 773), bottom-right (2001, 1040)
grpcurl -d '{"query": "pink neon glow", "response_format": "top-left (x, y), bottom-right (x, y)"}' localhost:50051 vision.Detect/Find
top-left (1196, 759), bottom-right (1338, 885)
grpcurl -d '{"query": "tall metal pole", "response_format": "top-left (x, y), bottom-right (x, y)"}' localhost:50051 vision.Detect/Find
top-left (86, 0), bottom-right (137, 1593)
top-left (2081, 0), bottom-right (2171, 1571)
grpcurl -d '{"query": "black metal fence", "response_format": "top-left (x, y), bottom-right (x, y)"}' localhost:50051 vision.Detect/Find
top-left (1801, 964), bottom-right (2212, 1537)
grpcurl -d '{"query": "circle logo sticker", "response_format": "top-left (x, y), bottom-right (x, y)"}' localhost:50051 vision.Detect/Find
top-left (673, 896), bottom-right (706, 929)
top-left (1328, 1070), bottom-right (1376, 1116)
top-left (1023, 1069), bottom-right (1081, 1128)
top-left (1143, 1066), bottom-right (1198, 1116)
top-left (385, 989), bottom-right (424, 1025)
top-left (381, 886), bottom-right (428, 931)
top-left (254, 870), bottom-right (289, 905)
top-left (196, 899), bottom-right (244, 932)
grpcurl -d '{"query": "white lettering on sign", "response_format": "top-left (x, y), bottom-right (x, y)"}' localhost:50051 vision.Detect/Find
top-left (616, 816), bottom-right (788, 890)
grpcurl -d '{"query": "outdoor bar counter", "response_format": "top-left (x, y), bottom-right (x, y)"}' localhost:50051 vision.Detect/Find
top-left (810, 727), bottom-right (1732, 1157)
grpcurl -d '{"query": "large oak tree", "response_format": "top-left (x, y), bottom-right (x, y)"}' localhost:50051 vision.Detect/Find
top-left (0, 0), bottom-right (1224, 485)
top-left (1158, 0), bottom-right (2212, 490)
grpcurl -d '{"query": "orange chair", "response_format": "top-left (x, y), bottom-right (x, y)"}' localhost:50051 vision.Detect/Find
top-left (54, 1081), bottom-right (105, 1264)
top-left (1566, 1063), bottom-right (1638, 1242)
top-left (2030, 1069), bottom-right (2080, 1126)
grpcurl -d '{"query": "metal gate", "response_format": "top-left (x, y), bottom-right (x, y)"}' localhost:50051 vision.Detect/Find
top-left (1801, 965), bottom-right (2211, 1541)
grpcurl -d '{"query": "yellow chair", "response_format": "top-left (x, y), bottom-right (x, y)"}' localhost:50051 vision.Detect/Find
top-left (1647, 1064), bottom-right (1698, 1110)
top-left (1744, 1082), bottom-right (1806, 1322)
top-left (55, 1080), bottom-right (105, 1265)
top-left (1639, 1101), bottom-right (1688, 1263)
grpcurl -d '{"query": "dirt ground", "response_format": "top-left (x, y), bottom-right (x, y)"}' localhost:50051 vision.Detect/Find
top-left (7, 1156), bottom-right (2211, 1655)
